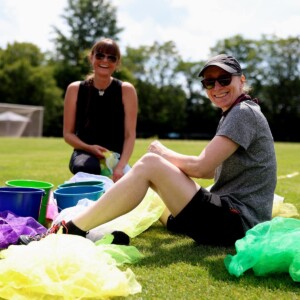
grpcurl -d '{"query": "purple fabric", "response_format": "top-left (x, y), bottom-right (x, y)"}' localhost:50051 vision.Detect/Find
top-left (0, 210), bottom-right (47, 249)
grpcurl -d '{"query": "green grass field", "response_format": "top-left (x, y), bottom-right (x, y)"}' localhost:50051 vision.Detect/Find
top-left (0, 138), bottom-right (300, 299)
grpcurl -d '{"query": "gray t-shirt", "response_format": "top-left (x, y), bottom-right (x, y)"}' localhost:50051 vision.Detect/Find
top-left (210, 100), bottom-right (277, 231)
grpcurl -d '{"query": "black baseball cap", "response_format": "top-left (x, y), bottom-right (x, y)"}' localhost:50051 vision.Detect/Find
top-left (198, 54), bottom-right (242, 77)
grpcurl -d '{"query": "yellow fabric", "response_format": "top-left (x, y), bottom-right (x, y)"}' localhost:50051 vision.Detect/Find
top-left (272, 194), bottom-right (299, 218)
top-left (0, 234), bottom-right (142, 299)
top-left (87, 189), bottom-right (166, 240)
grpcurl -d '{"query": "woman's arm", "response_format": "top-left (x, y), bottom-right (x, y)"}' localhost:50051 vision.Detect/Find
top-left (148, 136), bottom-right (239, 179)
top-left (113, 81), bottom-right (138, 181)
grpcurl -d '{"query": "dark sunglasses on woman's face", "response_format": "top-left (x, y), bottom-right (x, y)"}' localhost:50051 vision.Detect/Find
top-left (95, 52), bottom-right (118, 63)
top-left (201, 73), bottom-right (241, 90)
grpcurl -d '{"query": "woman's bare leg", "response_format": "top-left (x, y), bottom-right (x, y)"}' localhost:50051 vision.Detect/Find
top-left (72, 153), bottom-right (200, 231)
top-left (159, 207), bottom-right (172, 226)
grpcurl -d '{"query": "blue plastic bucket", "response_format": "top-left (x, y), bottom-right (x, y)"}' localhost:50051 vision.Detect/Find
top-left (57, 180), bottom-right (104, 189)
top-left (0, 187), bottom-right (44, 220)
top-left (5, 179), bottom-right (54, 225)
top-left (53, 185), bottom-right (104, 212)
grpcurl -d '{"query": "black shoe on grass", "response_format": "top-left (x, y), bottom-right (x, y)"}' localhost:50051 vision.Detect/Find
top-left (111, 231), bottom-right (130, 245)
top-left (18, 221), bottom-right (68, 245)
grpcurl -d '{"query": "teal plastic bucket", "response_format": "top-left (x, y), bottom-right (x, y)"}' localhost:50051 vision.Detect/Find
top-left (53, 185), bottom-right (104, 212)
top-left (57, 180), bottom-right (104, 189)
top-left (5, 179), bottom-right (54, 225)
top-left (0, 187), bottom-right (44, 220)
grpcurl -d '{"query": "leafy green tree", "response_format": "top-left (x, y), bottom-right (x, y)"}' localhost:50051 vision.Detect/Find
top-left (144, 41), bottom-right (181, 87)
top-left (51, 0), bottom-right (123, 90)
top-left (255, 36), bottom-right (300, 140)
top-left (175, 60), bottom-right (219, 138)
top-left (0, 42), bottom-right (63, 136)
top-left (123, 41), bottom-right (187, 136)
top-left (136, 81), bottom-right (186, 136)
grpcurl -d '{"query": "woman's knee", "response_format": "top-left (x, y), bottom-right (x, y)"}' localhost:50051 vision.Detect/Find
top-left (132, 153), bottom-right (170, 181)
top-left (69, 151), bottom-right (100, 175)
top-left (134, 153), bottom-right (163, 170)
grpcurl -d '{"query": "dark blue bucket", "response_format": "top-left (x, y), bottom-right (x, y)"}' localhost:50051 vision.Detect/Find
top-left (0, 187), bottom-right (44, 220)
top-left (53, 185), bottom-right (104, 212)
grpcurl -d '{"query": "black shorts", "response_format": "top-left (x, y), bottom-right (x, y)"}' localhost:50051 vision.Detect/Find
top-left (166, 187), bottom-right (245, 247)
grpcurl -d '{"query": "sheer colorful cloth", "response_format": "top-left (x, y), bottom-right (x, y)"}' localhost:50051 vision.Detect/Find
top-left (0, 210), bottom-right (46, 249)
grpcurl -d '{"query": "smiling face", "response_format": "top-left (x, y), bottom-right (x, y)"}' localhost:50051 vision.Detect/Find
top-left (203, 66), bottom-right (245, 112)
top-left (89, 38), bottom-right (121, 78)
top-left (91, 52), bottom-right (118, 77)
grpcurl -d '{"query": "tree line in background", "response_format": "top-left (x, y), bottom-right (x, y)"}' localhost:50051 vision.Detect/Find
top-left (0, 0), bottom-right (299, 141)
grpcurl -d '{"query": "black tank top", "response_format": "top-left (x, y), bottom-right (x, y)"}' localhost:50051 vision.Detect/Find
top-left (75, 78), bottom-right (125, 154)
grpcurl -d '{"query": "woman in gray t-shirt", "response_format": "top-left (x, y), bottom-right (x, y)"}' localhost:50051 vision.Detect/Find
top-left (19, 54), bottom-right (277, 247)
top-left (212, 99), bottom-right (276, 231)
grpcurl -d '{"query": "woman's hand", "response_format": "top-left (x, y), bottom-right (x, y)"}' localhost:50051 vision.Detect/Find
top-left (112, 165), bottom-right (124, 182)
top-left (88, 145), bottom-right (108, 159)
top-left (148, 140), bottom-right (169, 157)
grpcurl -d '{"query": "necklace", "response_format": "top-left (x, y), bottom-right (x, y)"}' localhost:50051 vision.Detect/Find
top-left (93, 77), bottom-right (111, 96)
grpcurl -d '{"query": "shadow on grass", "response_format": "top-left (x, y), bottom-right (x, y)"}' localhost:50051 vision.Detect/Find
top-left (131, 222), bottom-right (300, 293)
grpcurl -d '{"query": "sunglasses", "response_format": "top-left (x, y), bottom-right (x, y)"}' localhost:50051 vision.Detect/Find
top-left (95, 52), bottom-right (118, 63)
top-left (201, 73), bottom-right (241, 90)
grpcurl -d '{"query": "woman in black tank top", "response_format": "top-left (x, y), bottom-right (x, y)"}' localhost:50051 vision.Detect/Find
top-left (63, 38), bottom-right (138, 182)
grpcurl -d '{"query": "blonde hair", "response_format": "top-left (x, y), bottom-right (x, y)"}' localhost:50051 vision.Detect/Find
top-left (241, 74), bottom-right (252, 94)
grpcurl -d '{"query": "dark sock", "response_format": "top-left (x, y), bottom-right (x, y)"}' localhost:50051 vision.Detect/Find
top-left (111, 231), bottom-right (130, 245)
top-left (64, 220), bottom-right (87, 237)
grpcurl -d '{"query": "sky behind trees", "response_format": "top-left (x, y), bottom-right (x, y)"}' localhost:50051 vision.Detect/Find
top-left (0, 0), bottom-right (299, 61)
